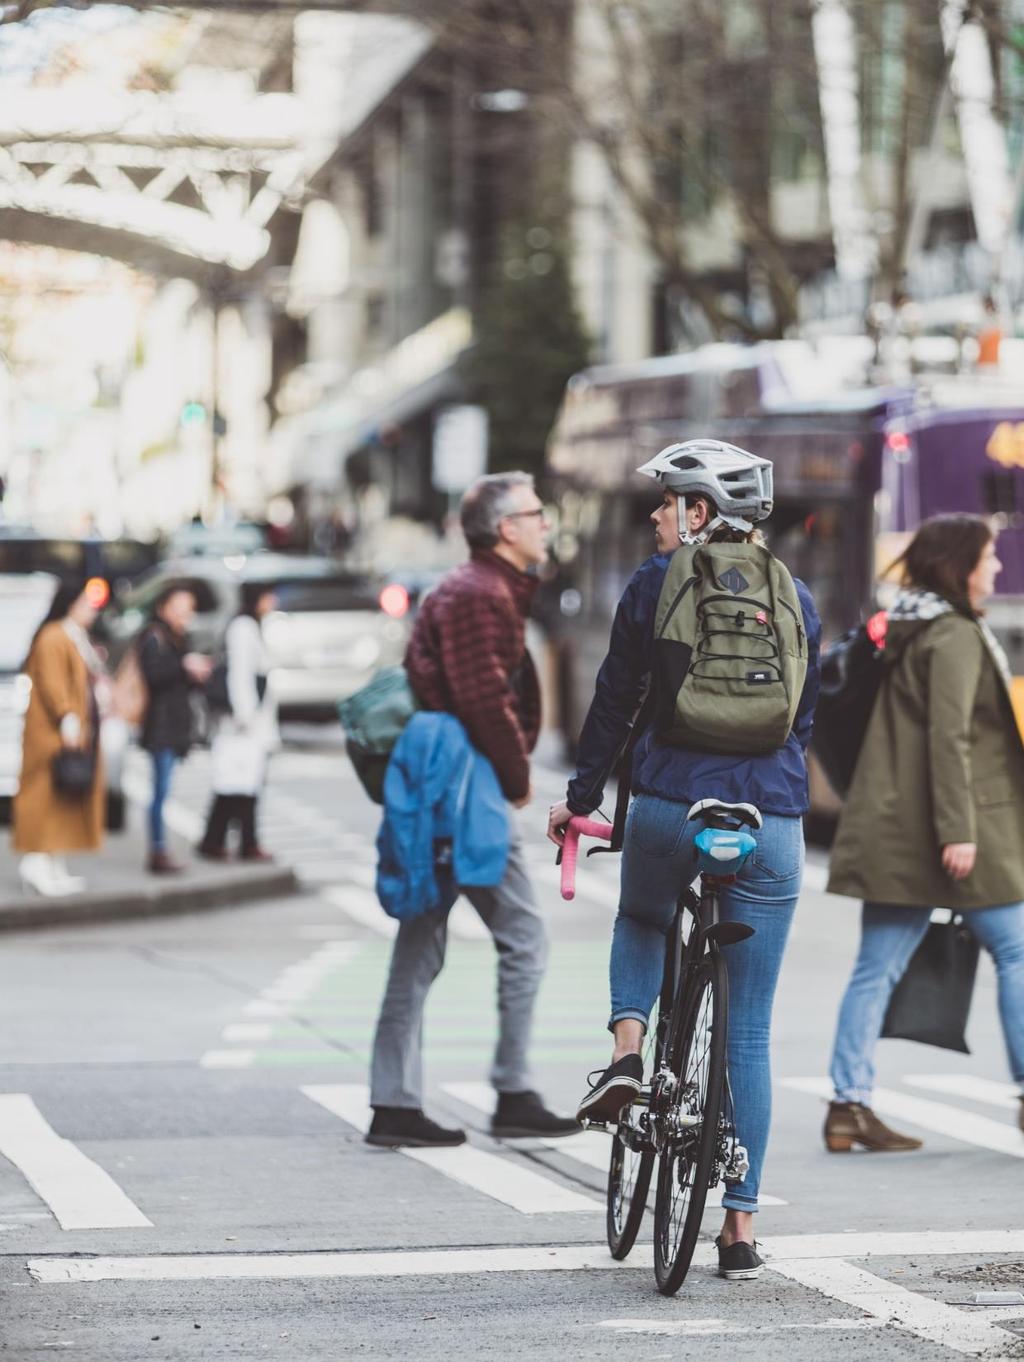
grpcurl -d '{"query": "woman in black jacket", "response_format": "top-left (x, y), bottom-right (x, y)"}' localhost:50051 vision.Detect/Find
top-left (138, 586), bottom-right (210, 873)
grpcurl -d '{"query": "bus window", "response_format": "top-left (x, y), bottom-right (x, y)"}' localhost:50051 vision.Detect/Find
top-left (981, 470), bottom-right (1021, 518)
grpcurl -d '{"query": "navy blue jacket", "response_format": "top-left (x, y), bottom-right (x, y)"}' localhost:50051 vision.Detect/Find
top-left (566, 553), bottom-right (822, 819)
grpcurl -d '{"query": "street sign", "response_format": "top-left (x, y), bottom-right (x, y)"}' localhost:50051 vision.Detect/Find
top-left (432, 404), bottom-right (488, 494)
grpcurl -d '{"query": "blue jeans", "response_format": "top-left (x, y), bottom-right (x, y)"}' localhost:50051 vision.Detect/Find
top-left (149, 748), bottom-right (178, 852)
top-left (830, 901), bottom-right (1024, 1104)
top-left (610, 794), bottom-right (803, 1212)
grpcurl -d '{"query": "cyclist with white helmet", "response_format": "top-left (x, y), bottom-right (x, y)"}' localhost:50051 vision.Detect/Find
top-left (548, 438), bottom-right (821, 1280)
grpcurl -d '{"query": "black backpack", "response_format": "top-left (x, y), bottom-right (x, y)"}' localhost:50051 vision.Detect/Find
top-left (812, 612), bottom-right (888, 797)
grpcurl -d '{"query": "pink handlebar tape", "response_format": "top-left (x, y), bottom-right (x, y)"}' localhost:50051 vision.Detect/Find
top-left (560, 816), bottom-right (613, 900)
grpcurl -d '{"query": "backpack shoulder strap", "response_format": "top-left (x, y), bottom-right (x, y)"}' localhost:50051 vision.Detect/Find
top-left (654, 545), bottom-right (699, 638)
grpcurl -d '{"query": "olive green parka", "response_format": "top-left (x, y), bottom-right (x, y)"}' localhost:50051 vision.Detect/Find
top-left (827, 608), bottom-right (1024, 909)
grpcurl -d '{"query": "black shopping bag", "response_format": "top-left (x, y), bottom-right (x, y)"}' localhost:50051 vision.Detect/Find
top-left (881, 916), bottom-right (979, 1054)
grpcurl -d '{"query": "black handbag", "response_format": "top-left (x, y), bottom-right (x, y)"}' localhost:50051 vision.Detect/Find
top-left (52, 748), bottom-right (97, 797)
top-left (812, 617), bottom-right (886, 796)
top-left (881, 916), bottom-right (980, 1053)
top-left (205, 662), bottom-right (267, 715)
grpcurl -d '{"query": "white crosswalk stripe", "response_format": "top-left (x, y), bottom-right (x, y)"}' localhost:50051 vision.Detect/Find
top-left (903, 1073), bottom-right (1022, 1111)
top-left (300, 1083), bottom-right (602, 1215)
top-left (0, 1095), bottom-right (151, 1231)
top-left (198, 940), bottom-right (357, 1069)
top-left (784, 1077), bottom-right (1024, 1158)
top-left (441, 1081), bottom-right (789, 1206)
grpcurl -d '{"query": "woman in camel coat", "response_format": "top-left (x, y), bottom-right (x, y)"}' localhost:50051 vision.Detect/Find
top-left (13, 579), bottom-right (106, 895)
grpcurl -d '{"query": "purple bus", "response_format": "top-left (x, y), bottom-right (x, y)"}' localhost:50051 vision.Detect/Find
top-left (544, 345), bottom-right (1024, 820)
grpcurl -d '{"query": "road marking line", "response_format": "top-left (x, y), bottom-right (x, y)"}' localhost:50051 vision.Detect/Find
top-left (440, 1082), bottom-right (788, 1206)
top-left (220, 1023), bottom-right (273, 1043)
top-left (322, 885), bottom-right (490, 942)
top-left (598, 1317), bottom-right (883, 1336)
top-left (533, 861), bottom-right (620, 910)
top-left (784, 1078), bottom-right (1024, 1158)
top-left (771, 1257), bottom-right (1017, 1356)
top-left (904, 1074), bottom-right (1021, 1111)
top-left (0, 1095), bottom-right (151, 1231)
top-left (322, 886), bottom-right (397, 938)
top-left (28, 1241), bottom-right (663, 1284)
top-left (241, 1000), bottom-right (290, 1018)
top-left (200, 941), bottom-right (358, 1066)
top-left (26, 1229), bottom-right (1024, 1287)
top-left (301, 1084), bottom-right (601, 1215)
top-left (199, 1050), bottom-right (255, 1069)
top-left (801, 859), bottom-right (828, 893)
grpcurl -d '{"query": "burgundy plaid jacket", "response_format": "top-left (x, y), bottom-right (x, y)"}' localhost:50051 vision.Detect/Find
top-left (405, 549), bottom-right (541, 802)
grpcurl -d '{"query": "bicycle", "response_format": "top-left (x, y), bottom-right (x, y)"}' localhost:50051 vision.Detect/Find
top-left (559, 799), bottom-right (761, 1295)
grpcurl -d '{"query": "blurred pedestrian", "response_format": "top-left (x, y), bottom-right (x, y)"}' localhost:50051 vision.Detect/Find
top-left (197, 585), bottom-right (278, 862)
top-left (825, 514), bottom-right (1024, 1150)
top-left (13, 578), bottom-right (107, 896)
top-left (976, 293), bottom-right (1004, 370)
top-left (138, 585), bottom-right (210, 875)
top-left (366, 472), bottom-right (578, 1148)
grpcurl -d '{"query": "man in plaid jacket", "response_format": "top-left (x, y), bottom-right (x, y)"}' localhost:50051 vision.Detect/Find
top-left (366, 472), bottom-right (579, 1148)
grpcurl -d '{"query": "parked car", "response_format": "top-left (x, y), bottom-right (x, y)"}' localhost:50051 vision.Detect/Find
top-left (101, 555), bottom-right (411, 719)
top-left (0, 572), bottom-right (128, 830)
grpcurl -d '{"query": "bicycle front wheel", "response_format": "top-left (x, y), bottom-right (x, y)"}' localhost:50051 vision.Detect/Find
top-left (653, 950), bottom-right (728, 1296)
top-left (606, 1110), bottom-right (655, 1259)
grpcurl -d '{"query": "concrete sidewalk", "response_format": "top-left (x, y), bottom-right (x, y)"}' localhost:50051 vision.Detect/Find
top-left (0, 807), bottom-right (298, 932)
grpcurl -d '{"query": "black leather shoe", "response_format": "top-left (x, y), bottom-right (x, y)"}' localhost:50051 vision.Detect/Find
top-left (715, 1236), bottom-right (764, 1280)
top-left (492, 1090), bottom-right (579, 1139)
top-left (576, 1054), bottom-right (644, 1123)
top-left (365, 1107), bottom-right (466, 1148)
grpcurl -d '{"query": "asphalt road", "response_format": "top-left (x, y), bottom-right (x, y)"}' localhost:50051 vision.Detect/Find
top-left (2, 728), bottom-right (1024, 1361)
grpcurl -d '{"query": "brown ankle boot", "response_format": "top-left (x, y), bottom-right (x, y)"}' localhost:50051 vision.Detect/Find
top-left (824, 1101), bottom-right (923, 1152)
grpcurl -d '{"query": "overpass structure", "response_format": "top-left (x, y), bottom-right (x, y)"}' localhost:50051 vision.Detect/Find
top-left (0, 89), bottom-right (309, 281)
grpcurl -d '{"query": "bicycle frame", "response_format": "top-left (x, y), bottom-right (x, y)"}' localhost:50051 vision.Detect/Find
top-left (613, 864), bottom-right (753, 1174)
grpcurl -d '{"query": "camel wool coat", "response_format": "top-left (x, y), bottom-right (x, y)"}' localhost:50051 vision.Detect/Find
top-left (13, 622), bottom-right (104, 854)
top-left (827, 611), bottom-right (1024, 909)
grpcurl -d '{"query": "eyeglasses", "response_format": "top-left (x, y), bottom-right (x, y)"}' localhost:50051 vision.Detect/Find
top-left (503, 507), bottom-right (546, 521)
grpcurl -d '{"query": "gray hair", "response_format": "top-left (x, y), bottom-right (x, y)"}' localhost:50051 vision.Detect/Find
top-left (460, 471), bottom-right (535, 549)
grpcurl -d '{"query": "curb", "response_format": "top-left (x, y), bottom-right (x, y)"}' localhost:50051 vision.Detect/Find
top-left (0, 864), bottom-right (301, 933)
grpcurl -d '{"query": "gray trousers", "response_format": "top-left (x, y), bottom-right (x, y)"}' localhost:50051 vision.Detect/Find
top-left (369, 835), bottom-right (548, 1109)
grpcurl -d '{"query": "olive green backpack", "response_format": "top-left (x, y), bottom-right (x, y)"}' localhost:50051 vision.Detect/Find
top-left (653, 541), bottom-right (807, 755)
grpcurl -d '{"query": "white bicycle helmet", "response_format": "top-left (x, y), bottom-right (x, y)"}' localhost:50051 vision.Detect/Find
top-left (637, 438), bottom-right (773, 542)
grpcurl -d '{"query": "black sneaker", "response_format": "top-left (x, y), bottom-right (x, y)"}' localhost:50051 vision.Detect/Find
top-left (715, 1236), bottom-right (764, 1281)
top-left (576, 1054), bottom-right (644, 1124)
top-left (492, 1090), bottom-right (579, 1139)
top-left (365, 1107), bottom-right (466, 1148)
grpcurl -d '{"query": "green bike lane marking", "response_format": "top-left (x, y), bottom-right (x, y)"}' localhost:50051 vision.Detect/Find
top-left (227, 936), bottom-right (612, 1070)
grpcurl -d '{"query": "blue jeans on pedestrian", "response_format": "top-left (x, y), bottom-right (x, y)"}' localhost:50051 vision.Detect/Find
top-left (610, 793), bottom-right (803, 1213)
top-left (149, 748), bottom-right (178, 852)
top-left (830, 901), bottom-right (1024, 1104)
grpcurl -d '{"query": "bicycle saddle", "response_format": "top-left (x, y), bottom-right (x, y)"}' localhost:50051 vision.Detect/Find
top-left (685, 798), bottom-right (763, 831)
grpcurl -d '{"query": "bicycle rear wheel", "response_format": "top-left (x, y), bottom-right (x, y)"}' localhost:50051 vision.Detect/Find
top-left (653, 950), bottom-right (728, 1296)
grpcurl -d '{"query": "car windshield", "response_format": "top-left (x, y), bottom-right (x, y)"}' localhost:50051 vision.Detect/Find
top-left (266, 576), bottom-right (379, 613)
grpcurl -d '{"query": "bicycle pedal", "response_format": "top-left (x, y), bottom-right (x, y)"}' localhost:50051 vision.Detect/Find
top-left (580, 1117), bottom-right (609, 1132)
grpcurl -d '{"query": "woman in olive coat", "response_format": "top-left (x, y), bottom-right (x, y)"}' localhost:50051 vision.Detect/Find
top-left (825, 514), bottom-right (1024, 1151)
